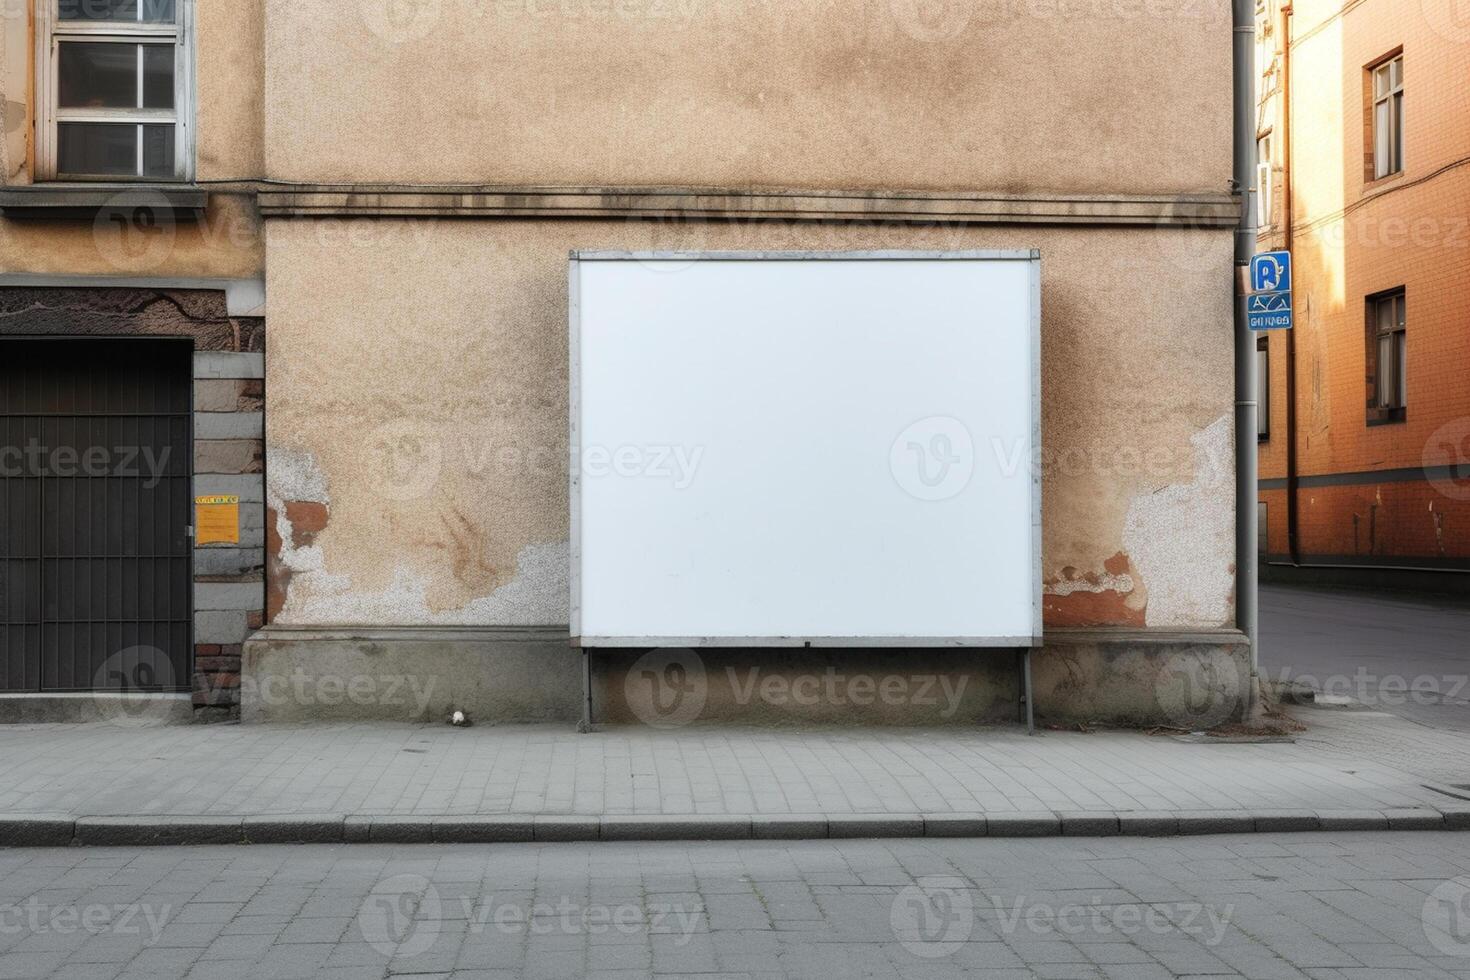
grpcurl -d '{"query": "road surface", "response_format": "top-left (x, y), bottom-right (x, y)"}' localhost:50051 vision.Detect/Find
top-left (1, 836), bottom-right (1469, 979)
top-left (1261, 583), bottom-right (1470, 732)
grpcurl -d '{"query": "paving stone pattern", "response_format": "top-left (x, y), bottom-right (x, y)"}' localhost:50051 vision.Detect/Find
top-left (0, 833), bottom-right (1469, 978)
top-left (0, 704), bottom-right (1466, 823)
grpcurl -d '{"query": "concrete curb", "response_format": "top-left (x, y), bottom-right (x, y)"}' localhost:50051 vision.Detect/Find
top-left (1, 807), bottom-right (1466, 847)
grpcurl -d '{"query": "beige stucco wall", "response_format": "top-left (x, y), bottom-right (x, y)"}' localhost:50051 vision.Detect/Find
top-left (263, 0), bottom-right (1231, 193)
top-left (0, 3), bottom-right (26, 185)
top-left (196, 0), bottom-right (266, 181)
top-left (265, 218), bottom-right (1236, 631)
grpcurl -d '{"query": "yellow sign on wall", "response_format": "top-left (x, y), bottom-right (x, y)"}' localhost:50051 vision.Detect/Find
top-left (195, 495), bottom-right (240, 545)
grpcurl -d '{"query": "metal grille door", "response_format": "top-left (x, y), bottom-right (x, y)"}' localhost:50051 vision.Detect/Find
top-left (0, 340), bottom-right (192, 692)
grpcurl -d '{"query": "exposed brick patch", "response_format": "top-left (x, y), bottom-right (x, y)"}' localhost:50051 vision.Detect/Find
top-left (1043, 552), bottom-right (1147, 628)
top-left (266, 505), bottom-right (288, 624)
top-left (285, 501), bottom-right (329, 548)
top-left (195, 657), bottom-right (240, 672)
top-left (266, 501), bottom-right (329, 625)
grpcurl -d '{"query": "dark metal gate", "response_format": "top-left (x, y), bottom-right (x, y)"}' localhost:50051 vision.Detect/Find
top-left (0, 340), bottom-right (192, 692)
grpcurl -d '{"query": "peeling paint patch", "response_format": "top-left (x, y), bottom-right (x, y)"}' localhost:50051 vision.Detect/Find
top-left (1043, 552), bottom-right (1146, 627)
top-left (265, 505), bottom-right (287, 623)
top-left (285, 501), bottom-right (329, 548)
top-left (1122, 415), bottom-right (1234, 629)
top-left (266, 448), bottom-right (329, 504)
top-left (275, 540), bottom-right (570, 626)
top-left (266, 449), bottom-right (332, 625)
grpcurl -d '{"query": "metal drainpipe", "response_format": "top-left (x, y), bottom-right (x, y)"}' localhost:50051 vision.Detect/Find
top-left (1281, 2), bottom-right (1300, 567)
top-left (1233, 0), bottom-right (1260, 718)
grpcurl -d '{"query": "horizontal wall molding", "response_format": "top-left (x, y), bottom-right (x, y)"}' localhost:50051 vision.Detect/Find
top-left (1259, 463), bottom-right (1470, 491)
top-left (247, 625), bottom-right (1247, 647)
top-left (257, 184), bottom-right (1239, 227)
top-left (1263, 555), bottom-right (1470, 572)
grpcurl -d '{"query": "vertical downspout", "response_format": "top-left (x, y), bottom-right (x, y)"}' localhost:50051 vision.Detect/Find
top-left (1233, 0), bottom-right (1260, 718)
top-left (1281, 3), bottom-right (1300, 565)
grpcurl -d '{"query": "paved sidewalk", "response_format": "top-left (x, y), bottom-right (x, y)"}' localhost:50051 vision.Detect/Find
top-left (0, 701), bottom-right (1467, 845)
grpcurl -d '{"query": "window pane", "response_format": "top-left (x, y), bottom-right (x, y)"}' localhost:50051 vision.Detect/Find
top-left (1374, 64), bottom-right (1389, 98)
top-left (1257, 162), bottom-right (1272, 226)
top-left (142, 45), bottom-right (173, 109)
top-left (1375, 101), bottom-right (1390, 176)
top-left (58, 0), bottom-right (176, 23)
top-left (1395, 294), bottom-right (1406, 330)
top-left (141, 124), bottom-right (175, 177)
top-left (58, 42), bottom-right (137, 109)
top-left (1256, 348), bottom-right (1270, 436)
top-left (1377, 334), bottom-right (1393, 407)
top-left (1396, 332), bottom-right (1407, 408)
top-left (1393, 92), bottom-right (1403, 172)
top-left (1390, 57), bottom-right (1402, 89)
top-left (57, 122), bottom-right (136, 176)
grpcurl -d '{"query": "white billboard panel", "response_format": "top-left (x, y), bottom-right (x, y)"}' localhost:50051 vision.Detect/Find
top-left (571, 251), bottom-right (1041, 647)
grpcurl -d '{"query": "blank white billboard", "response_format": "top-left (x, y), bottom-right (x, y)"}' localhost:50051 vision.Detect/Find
top-left (570, 251), bottom-right (1041, 647)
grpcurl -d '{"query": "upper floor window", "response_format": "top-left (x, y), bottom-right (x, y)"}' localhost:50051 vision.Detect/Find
top-left (1370, 54), bottom-right (1403, 180)
top-left (1256, 133), bottom-right (1273, 231)
top-left (1256, 336), bottom-right (1270, 440)
top-left (1368, 289), bottom-right (1406, 423)
top-left (36, 1), bottom-right (193, 181)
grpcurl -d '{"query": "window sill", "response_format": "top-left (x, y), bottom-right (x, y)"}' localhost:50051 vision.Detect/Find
top-left (1366, 411), bottom-right (1406, 427)
top-left (1363, 171), bottom-right (1405, 192)
top-left (0, 183), bottom-right (207, 219)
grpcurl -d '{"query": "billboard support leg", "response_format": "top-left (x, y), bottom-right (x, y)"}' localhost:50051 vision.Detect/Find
top-left (578, 649), bottom-right (594, 733)
top-left (1017, 647), bottom-right (1035, 736)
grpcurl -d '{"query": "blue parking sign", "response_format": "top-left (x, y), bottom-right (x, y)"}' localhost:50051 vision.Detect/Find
top-left (1251, 251), bottom-right (1291, 293)
top-left (1248, 251), bottom-right (1293, 331)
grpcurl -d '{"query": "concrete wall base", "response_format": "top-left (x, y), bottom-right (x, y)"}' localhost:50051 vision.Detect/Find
top-left (1035, 628), bottom-right (1252, 729)
top-left (0, 693), bottom-right (195, 725)
top-left (241, 626), bottom-right (581, 723)
top-left (242, 626), bottom-right (1250, 728)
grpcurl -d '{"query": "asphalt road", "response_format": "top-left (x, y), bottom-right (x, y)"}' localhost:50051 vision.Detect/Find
top-left (1, 835), bottom-right (1469, 979)
top-left (1260, 583), bottom-right (1470, 732)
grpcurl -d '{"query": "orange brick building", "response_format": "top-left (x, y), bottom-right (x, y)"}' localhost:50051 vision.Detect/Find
top-left (1255, 0), bottom-right (1470, 587)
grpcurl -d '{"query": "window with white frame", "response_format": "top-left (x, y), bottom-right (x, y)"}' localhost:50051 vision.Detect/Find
top-left (1371, 54), bottom-right (1403, 180)
top-left (36, 1), bottom-right (193, 181)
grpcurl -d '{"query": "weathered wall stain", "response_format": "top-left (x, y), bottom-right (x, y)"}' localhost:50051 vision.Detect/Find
top-left (398, 505), bottom-right (503, 614)
top-left (1043, 551), bottom-right (1147, 628)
